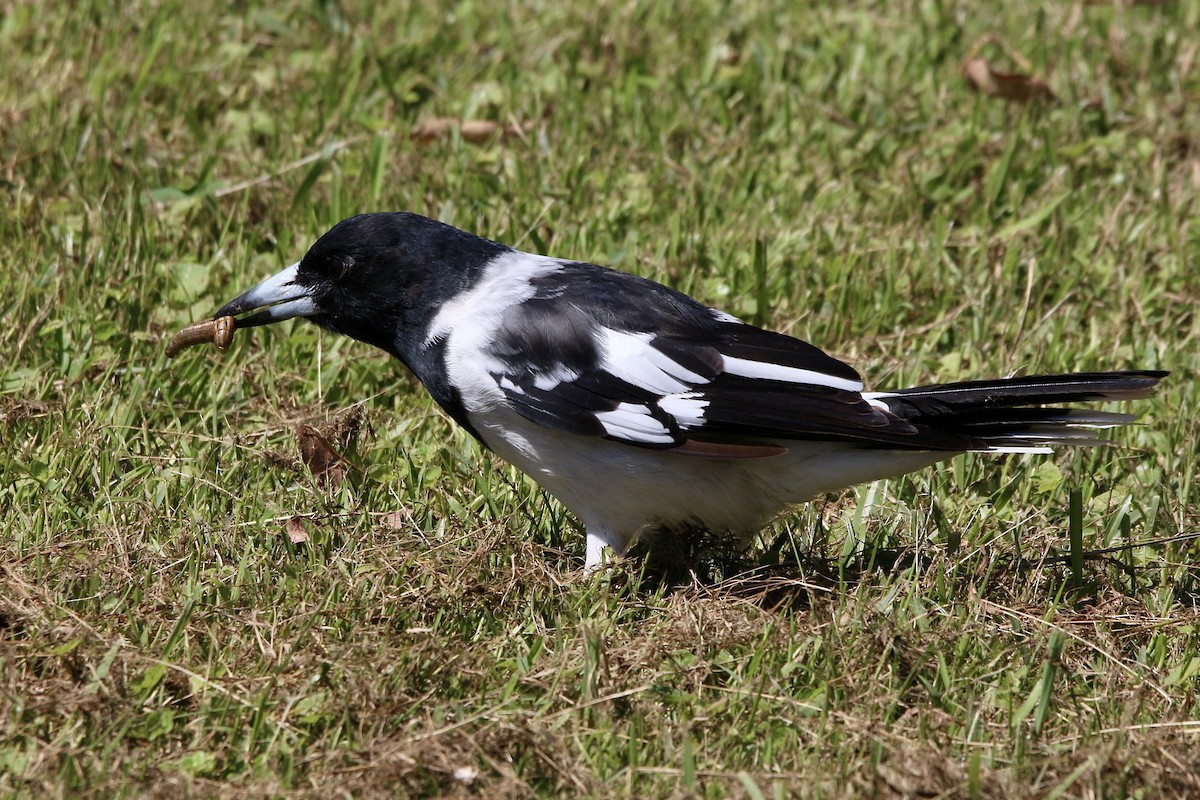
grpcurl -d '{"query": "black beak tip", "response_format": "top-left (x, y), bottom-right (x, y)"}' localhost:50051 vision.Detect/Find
top-left (214, 295), bottom-right (252, 320)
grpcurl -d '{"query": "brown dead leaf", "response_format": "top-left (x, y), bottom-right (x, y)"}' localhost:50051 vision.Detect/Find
top-left (381, 510), bottom-right (411, 530)
top-left (297, 424), bottom-right (347, 489)
top-left (961, 36), bottom-right (1055, 103)
top-left (411, 116), bottom-right (539, 145)
top-left (963, 58), bottom-right (1055, 102)
top-left (284, 516), bottom-right (310, 544)
top-left (459, 119), bottom-right (505, 143)
top-left (410, 116), bottom-right (457, 141)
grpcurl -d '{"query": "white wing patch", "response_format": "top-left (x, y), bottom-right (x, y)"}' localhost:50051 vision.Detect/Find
top-left (598, 328), bottom-right (709, 395)
top-left (533, 365), bottom-right (581, 391)
top-left (722, 354), bottom-right (864, 393)
top-left (861, 392), bottom-right (893, 413)
top-left (659, 393), bottom-right (708, 429)
top-left (594, 402), bottom-right (674, 444)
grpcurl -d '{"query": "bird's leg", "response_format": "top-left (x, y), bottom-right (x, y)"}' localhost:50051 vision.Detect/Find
top-left (584, 527), bottom-right (626, 572)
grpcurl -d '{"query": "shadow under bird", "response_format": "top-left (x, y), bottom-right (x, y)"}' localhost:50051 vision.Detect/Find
top-left (212, 213), bottom-right (1166, 570)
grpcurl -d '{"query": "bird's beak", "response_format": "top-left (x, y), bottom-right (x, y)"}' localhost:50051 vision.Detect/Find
top-left (214, 262), bottom-right (318, 328)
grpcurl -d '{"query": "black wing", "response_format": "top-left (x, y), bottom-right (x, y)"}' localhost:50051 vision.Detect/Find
top-left (484, 264), bottom-right (975, 455)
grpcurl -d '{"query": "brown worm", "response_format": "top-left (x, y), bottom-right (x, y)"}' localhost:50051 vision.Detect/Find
top-left (165, 316), bottom-right (237, 358)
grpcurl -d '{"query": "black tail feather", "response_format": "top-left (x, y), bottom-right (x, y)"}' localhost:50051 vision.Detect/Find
top-left (874, 370), bottom-right (1167, 452)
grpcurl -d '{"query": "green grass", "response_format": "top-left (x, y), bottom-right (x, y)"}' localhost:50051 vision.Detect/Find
top-left (3, 0), bottom-right (1200, 796)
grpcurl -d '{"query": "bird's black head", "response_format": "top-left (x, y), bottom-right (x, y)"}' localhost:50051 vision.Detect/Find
top-left (215, 212), bottom-right (508, 359)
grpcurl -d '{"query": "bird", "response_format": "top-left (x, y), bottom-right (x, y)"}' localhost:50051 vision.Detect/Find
top-left (213, 212), bottom-right (1166, 571)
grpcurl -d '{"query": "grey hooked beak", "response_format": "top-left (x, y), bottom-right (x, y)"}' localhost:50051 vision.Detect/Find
top-left (215, 262), bottom-right (317, 328)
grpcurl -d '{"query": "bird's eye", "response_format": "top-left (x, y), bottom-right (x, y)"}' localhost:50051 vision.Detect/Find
top-left (322, 255), bottom-right (352, 281)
